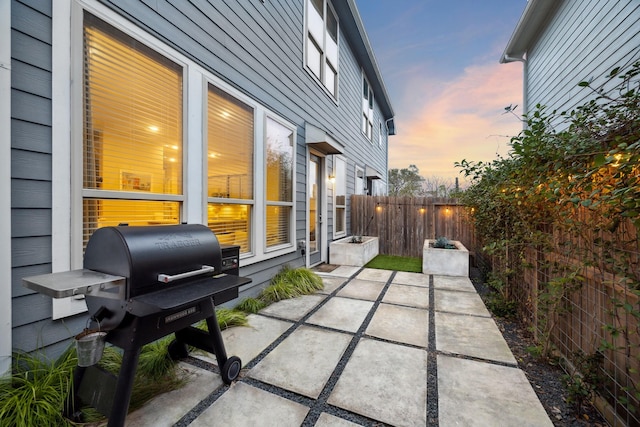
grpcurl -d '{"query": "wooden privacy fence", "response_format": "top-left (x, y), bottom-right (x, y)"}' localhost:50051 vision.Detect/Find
top-left (350, 195), bottom-right (476, 258)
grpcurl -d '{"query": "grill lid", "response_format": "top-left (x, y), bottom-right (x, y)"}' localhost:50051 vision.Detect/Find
top-left (84, 224), bottom-right (222, 299)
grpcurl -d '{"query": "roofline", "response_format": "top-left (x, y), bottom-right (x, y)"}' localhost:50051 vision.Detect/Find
top-left (336, 0), bottom-right (395, 132)
top-left (500, 0), bottom-right (561, 63)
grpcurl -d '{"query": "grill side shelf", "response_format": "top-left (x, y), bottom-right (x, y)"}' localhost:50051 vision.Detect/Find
top-left (22, 269), bottom-right (126, 299)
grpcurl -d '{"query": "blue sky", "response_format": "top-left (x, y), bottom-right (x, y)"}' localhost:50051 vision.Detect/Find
top-left (354, 0), bottom-right (527, 181)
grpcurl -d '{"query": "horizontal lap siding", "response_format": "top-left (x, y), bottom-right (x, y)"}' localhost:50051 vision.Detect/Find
top-left (11, 0), bottom-right (390, 356)
top-left (10, 0), bottom-right (60, 354)
top-left (527, 0), bottom-right (640, 121)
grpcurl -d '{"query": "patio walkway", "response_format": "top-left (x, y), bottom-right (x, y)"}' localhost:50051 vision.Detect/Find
top-left (125, 267), bottom-right (552, 427)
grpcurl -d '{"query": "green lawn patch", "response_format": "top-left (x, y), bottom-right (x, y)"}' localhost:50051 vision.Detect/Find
top-left (365, 254), bottom-right (422, 273)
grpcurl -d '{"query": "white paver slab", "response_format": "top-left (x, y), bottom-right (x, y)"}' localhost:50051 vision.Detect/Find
top-left (250, 325), bottom-right (352, 398)
top-left (191, 382), bottom-right (309, 427)
top-left (435, 288), bottom-right (491, 317)
top-left (316, 276), bottom-right (347, 294)
top-left (336, 279), bottom-right (385, 301)
top-left (392, 271), bottom-right (430, 287)
top-left (259, 294), bottom-right (325, 321)
top-left (436, 311), bottom-right (516, 365)
top-left (433, 275), bottom-right (476, 292)
top-left (306, 297), bottom-right (373, 333)
top-left (366, 303), bottom-right (428, 347)
top-left (355, 268), bottom-right (392, 282)
top-left (383, 283), bottom-right (429, 309)
top-left (328, 338), bottom-right (428, 427)
top-left (193, 314), bottom-right (292, 367)
top-left (125, 363), bottom-right (222, 427)
top-left (438, 355), bottom-right (553, 427)
top-left (318, 265), bottom-right (360, 277)
top-left (315, 413), bottom-right (361, 427)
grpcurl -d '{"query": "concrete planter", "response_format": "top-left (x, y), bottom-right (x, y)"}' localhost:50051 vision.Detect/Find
top-left (422, 239), bottom-right (469, 276)
top-left (329, 236), bottom-right (379, 266)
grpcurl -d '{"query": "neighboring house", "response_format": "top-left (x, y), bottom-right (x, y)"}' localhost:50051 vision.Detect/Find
top-left (500, 0), bottom-right (640, 121)
top-left (1, 0), bottom-right (395, 370)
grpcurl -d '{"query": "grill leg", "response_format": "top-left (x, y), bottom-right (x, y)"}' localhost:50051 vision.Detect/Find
top-left (205, 301), bottom-right (228, 366)
top-left (64, 365), bottom-right (87, 422)
top-left (107, 347), bottom-right (141, 427)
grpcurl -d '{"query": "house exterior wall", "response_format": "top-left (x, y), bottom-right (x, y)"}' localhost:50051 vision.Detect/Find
top-left (8, 0), bottom-right (393, 359)
top-left (521, 0), bottom-right (640, 120)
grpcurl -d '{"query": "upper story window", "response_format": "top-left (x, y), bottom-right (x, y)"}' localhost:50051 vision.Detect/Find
top-left (82, 12), bottom-right (183, 248)
top-left (362, 74), bottom-right (374, 140)
top-left (305, 0), bottom-right (339, 97)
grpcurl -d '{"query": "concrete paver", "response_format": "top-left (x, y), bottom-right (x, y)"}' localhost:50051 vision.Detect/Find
top-left (436, 311), bottom-right (516, 365)
top-left (433, 275), bottom-right (477, 292)
top-left (438, 355), bottom-right (553, 426)
top-left (366, 303), bottom-right (428, 347)
top-left (193, 314), bottom-right (292, 367)
top-left (258, 294), bottom-right (326, 321)
top-left (124, 363), bottom-right (221, 426)
top-left (127, 267), bottom-right (552, 427)
top-left (383, 283), bottom-right (429, 308)
top-left (306, 296), bottom-right (373, 333)
top-left (249, 325), bottom-right (352, 398)
top-left (392, 271), bottom-right (430, 287)
top-left (316, 276), bottom-right (347, 294)
top-left (314, 413), bottom-right (361, 427)
top-left (336, 278), bottom-right (385, 301)
top-left (435, 288), bottom-right (491, 317)
top-left (355, 267), bottom-right (392, 282)
top-left (318, 265), bottom-right (360, 278)
top-left (328, 338), bottom-right (428, 427)
top-left (191, 382), bottom-right (309, 427)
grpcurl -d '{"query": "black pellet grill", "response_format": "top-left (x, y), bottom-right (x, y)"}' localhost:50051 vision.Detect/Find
top-left (23, 224), bottom-right (251, 427)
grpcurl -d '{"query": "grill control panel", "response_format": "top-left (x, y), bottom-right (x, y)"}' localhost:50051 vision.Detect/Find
top-left (220, 244), bottom-right (240, 276)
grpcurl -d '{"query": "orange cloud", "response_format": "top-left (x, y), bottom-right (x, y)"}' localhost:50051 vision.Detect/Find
top-left (389, 61), bottom-right (523, 181)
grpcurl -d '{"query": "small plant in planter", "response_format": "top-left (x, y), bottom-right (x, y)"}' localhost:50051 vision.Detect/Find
top-left (432, 236), bottom-right (457, 249)
top-left (349, 235), bottom-right (364, 244)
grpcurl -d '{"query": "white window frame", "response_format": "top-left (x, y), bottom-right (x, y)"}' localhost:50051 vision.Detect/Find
top-left (52, 1), bottom-right (297, 318)
top-left (263, 114), bottom-right (297, 253)
top-left (333, 156), bottom-right (347, 238)
top-left (304, 0), bottom-right (339, 99)
top-left (362, 72), bottom-right (374, 140)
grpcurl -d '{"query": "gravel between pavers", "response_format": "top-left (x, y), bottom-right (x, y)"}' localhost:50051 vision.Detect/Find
top-left (470, 270), bottom-right (608, 427)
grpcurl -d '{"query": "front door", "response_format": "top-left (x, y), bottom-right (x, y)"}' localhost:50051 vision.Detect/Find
top-left (309, 154), bottom-right (322, 265)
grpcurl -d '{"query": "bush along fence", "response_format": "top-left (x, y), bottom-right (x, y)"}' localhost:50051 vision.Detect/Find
top-left (457, 61), bottom-right (640, 426)
top-left (349, 195), bottom-right (477, 259)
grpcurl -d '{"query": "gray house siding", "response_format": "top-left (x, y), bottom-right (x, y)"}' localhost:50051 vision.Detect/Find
top-left (518, 0), bottom-right (640, 120)
top-left (9, 0), bottom-right (392, 358)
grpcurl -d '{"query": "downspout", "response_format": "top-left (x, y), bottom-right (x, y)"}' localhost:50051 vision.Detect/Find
top-left (503, 55), bottom-right (528, 123)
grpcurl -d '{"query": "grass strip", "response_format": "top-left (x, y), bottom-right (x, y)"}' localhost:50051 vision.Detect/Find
top-left (365, 254), bottom-right (422, 273)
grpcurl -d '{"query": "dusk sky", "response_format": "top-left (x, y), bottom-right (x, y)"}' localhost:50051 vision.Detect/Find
top-left (354, 0), bottom-right (527, 182)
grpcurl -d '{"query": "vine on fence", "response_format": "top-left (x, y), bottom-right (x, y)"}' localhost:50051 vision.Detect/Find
top-left (456, 61), bottom-right (640, 414)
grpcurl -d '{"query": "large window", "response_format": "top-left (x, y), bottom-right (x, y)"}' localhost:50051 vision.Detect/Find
top-left (207, 84), bottom-right (254, 253)
top-left (265, 117), bottom-right (295, 248)
top-left (362, 73), bottom-right (374, 140)
top-left (306, 0), bottom-right (339, 97)
top-left (82, 13), bottom-right (183, 247)
top-left (334, 156), bottom-right (346, 237)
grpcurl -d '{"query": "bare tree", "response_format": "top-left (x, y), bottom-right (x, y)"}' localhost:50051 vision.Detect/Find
top-left (422, 175), bottom-right (457, 198)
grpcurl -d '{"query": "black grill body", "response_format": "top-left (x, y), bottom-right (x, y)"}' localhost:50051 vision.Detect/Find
top-left (67, 224), bottom-right (251, 427)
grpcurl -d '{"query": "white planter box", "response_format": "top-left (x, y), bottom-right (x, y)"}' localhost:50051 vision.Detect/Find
top-left (422, 239), bottom-right (469, 276)
top-left (329, 236), bottom-right (379, 266)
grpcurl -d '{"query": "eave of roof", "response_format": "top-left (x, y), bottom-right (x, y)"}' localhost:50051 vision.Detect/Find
top-left (334, 0), bottom-right (395, 133)
top-left (500, 0), bottom-right (562, 63)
